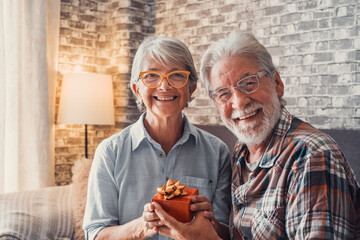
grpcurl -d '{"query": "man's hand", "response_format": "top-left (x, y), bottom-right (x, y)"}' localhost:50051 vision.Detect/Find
top-left (190, 195), bottom-right (230, 240)
top-left (153, 202), bottom-right (222, 240)
top-left (190, 195), bottom-right (215, 223)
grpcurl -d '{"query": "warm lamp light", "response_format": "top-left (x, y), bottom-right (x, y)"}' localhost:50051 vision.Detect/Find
top-left (58, 72), bottom-right (115, 158)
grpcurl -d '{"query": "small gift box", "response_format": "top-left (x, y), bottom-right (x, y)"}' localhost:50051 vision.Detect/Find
top-left (152, 179), bottom-right (199, 223)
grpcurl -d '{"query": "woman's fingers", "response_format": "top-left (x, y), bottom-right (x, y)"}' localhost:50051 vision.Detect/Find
top-left (143, 203), bottom-right (163, 230)
top-left (144, 202), bottom-right (155, 212)
top-left (153, 202), bottom-right (179, 228)
top-left (143, 203), bottom-right (159, 221)
top-left (145, 219), bottom-right (163, 229)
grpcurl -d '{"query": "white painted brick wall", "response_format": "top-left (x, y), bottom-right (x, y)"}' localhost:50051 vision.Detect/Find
top-left (154, 0), bottom-right (360, 130)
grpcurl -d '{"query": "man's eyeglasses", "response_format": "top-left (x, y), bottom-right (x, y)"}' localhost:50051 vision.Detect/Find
top-left (139, 70), bottom-right (190, 88)
top-left (210, 71), bottom-right (268, 104)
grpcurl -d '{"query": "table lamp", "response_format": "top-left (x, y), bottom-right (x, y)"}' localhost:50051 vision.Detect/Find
top-left (57, 72), bottom-right (115, 158)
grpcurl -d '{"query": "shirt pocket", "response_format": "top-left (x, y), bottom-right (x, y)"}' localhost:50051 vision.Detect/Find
top-left (251, 207), bottom-right (286, 240)
top-left (178, 176), bottom-right (214, 201)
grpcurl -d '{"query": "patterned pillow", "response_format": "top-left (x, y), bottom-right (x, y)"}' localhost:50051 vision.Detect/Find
top-left (0, 185), bottom-right (74, 240)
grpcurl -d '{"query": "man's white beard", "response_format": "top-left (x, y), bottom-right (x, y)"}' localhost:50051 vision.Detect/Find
top-left (222, 92), bottom-right (282, 146)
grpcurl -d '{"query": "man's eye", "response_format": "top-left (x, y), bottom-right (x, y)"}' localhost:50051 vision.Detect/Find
top-left (218, 91), bottom-right (231, 99)
top-left (245, 81), bottom-right (256, 86)
top-left (239, 78), bottom-right (257, 87)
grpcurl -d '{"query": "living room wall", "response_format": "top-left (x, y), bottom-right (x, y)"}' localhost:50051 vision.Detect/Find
top-left (55, 0), bottom-right (359, 185)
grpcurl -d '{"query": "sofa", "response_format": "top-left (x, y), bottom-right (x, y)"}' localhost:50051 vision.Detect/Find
top-left (0, 157), bottom-right (92, 240)
top-left (0, 125), bottom-right (359, 240)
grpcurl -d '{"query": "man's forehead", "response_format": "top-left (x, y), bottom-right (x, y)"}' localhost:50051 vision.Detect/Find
top-left (209, 55), bottom-right (260, 84)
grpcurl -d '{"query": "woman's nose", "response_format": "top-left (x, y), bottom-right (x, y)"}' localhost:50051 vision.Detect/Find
top-left (231, 88), bottom-right (251, 110)
top-left (158, 77), bottom-right (172, 90)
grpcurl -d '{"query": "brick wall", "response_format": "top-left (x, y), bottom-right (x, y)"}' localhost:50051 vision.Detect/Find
top-left (154, 0), bottom-right (360, 129)
top-left (56, 0), bottom-right (154, 185)
top-left (55, 0), bottom-right (359, 185)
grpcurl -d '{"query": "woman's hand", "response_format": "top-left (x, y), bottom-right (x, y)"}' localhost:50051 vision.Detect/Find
top-left (141, 203), bottom-right (163, 238)
top-left (153, 202), bottom-right (221, 240)
top-left (95, 203), bottom-right (162, 240)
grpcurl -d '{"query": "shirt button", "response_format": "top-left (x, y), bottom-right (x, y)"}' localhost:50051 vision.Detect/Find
top-left (159, 153), bottom-right (164, 157)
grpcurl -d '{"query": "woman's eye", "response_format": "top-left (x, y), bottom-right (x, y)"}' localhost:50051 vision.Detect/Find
top-left (172, 73), bottom-right (186, 78)
top-left (145, 73), bottom-right (158, 79)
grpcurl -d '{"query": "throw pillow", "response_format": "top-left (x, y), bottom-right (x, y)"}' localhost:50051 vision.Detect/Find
top-left (71, 157), bottom-right (93, 240)
top-left (0, 185), bottom-right (74, 240)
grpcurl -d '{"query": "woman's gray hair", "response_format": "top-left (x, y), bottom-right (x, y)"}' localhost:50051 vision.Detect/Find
top-left (200, 31), bottom-right (285, 106)
top-left (130, 35), bottom-right (198, 111)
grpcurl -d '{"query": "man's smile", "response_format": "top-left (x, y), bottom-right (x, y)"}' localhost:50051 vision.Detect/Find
top-left (232, 109), bottom-right (260, 121)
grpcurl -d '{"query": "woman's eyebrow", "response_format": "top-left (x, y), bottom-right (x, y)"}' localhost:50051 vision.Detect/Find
top-left (143, 68), bottom-right (183, 72)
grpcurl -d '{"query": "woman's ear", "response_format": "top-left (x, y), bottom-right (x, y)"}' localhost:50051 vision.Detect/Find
top-left (132, 83), bottom-right (143, 103)
top-left (189, 83), bottom-right (197, 97)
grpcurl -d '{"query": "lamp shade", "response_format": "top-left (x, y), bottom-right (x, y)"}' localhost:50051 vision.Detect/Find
top-left (58, 72), bottom-right (115, 125)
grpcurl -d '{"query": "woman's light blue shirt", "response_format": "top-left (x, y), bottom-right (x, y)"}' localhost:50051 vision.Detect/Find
top-left (83, 113), bottom-right (231, 240)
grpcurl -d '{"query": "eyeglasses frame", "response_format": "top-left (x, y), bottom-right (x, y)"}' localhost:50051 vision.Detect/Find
top-left (209, 71), bottom-right (269, 104)
top-left (139, 70), bottom-right (191, 88)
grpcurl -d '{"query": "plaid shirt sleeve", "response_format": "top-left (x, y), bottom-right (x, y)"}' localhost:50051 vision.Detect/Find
top-left (285, 146), bottom-right (360, 239)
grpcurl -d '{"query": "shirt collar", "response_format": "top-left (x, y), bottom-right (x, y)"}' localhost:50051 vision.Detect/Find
top-left (130, 112), bottom-right (197, 151)
top-left (273, 106), bottom-right (292, 137)
top-left (259, 106), bottom-right (293, 168)
top-left (130, 112), bottom-right (147, 151)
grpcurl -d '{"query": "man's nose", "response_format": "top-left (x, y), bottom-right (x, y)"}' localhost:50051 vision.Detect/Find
top-left (231, 88), bottom-right (251, 109)
top-left (158, 76), bottom-right (172, 90)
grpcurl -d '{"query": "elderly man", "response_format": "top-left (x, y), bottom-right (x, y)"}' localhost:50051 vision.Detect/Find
top-left (152, 31), bottom-right (360, 239)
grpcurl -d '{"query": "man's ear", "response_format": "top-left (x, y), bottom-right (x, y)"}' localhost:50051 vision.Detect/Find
top-left (273, 72), bottom-right (284, 98)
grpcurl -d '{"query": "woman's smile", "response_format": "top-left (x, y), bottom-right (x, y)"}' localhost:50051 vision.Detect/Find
top-left (153, 95), bottom-right (178, 101)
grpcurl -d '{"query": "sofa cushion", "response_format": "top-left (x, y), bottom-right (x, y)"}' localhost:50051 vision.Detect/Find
top-left (0, 184), bottom-right (74, 240)
top-left (320, 129), bottom-right (360, 179)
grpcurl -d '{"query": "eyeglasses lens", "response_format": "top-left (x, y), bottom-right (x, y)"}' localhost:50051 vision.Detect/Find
top-left (168, 72), bottom-right (188, 86)
top-left (213, 76), bottom-right (259, 104)
top-left (239, 76), bottom-right (258, 93)
top-left (142, 73), bottom-right (161, 87)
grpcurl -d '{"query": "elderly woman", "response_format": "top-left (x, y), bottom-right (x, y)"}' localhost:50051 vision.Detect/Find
top-left (83, 35), bottom-right (231, 240)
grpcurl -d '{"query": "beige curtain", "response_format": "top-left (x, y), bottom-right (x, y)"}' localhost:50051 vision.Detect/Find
top-left (0, 0), bottom-right (60, 193)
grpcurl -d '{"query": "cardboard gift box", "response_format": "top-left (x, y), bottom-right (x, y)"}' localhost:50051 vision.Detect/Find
top-left (152, 186), bottom-right (199, 223)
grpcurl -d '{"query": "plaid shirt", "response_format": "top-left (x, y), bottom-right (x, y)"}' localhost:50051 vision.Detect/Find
top-left (230, 107), bottom-right (360, 240)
